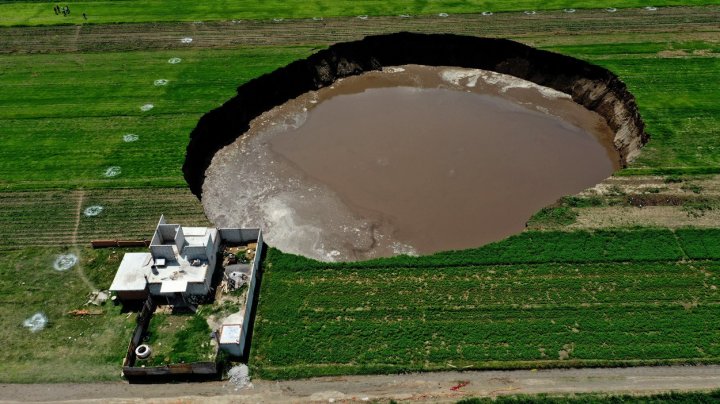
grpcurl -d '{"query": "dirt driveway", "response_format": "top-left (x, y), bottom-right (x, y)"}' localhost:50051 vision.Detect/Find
top-left (2, 365), bottom-right (720, 403)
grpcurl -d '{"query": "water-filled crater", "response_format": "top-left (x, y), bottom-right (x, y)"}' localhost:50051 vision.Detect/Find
top-left (185, 34), bottom-right (646, 262)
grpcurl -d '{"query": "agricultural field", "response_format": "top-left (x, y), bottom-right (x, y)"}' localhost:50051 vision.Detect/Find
top-left (2, 1), bottom-right (720, 26)
top-left (253, 229), bottom-right (720, 379)
top-left (1, 0), bottom-right (720, 388)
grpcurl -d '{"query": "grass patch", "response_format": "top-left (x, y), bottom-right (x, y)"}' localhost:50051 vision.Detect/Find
top-left (0, 46), bottom-right (315, 190)
top-left (0, 188), bottom-right (208, 251)
top-left (2, 1), bottom-right (720, 27)
top-left (141, 312), bottom-right (214, 366)
top-left (527, 207), bottom-right (579, 229)
top-left (267, 228), bottom-right (688, 271)
top-left (458, 389), bottom-right (720, 403)
top-left (0, 247), bottom-right (135, 383)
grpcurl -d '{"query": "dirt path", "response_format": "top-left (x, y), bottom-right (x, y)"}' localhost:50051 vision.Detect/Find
top-left (1, 365), bottom-right (719, 403)
top-left (68, 190), bottom-right (99, 292)
top-left (71, 190), bottom-right (84, 245)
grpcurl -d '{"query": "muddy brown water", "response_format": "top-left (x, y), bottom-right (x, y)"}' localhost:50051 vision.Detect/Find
top-left (203, 65), bottom-right (619, 261)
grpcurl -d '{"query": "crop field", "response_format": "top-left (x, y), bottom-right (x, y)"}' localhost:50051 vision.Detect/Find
top-left (2, 1), bottom-right (720, 26)
top-left (1, 1), bottom-right (720, 385)
top-left (255, 248), bottom-right (720, 379)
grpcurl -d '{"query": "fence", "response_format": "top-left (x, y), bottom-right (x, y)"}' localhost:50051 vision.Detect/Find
top-left (121, 296), bottom-right (219, 381)
top-left (92, 239), bottom-right (149, 248)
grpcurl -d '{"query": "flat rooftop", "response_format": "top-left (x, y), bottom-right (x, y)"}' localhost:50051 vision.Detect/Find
top-left (110, 251), bottom-right (211, 293)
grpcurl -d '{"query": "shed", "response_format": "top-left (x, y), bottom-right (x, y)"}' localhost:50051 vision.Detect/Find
top-left (219, 324), bottom-right (243, 357)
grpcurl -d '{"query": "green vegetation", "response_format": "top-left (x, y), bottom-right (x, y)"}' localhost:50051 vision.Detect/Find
top-left (2, 1), bottom-right (720, 27)
top-left (252, 230), bottom-right (720, 379)
top-left (0, 188), bottom-right (208, 250)
top-left (0, 46), bottom-right (315, 190)
top-left (527, 206), bottom-right (578, 229)
top-left (0, 248), bottom-right (135, 382)
top-left (458, 389), bottom-right (720, 403)
top-left (1, 0), bottom-right (720, 385)
top-left (266, 229), bottom-right (690, 271)
top-left (142, 312), bottom-right (214, 366)
top-left (550, 45), bottom-right (720, 176)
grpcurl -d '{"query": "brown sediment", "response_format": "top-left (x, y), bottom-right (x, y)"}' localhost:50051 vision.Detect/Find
top-left (202, 65), bottom-right (623, 261)
top-left (184, 33), bottom-right (645, 197)
top-left (184, 33), bottom-right (647, 261)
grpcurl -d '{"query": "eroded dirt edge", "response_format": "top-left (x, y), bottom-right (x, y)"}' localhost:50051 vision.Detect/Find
top-left (183, 32), bottom-right (647, 197)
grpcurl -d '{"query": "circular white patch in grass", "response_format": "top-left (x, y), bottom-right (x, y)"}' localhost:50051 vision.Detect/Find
top-left (481, 11), bottom-right (493, 16)
top-left (438, 13), bottom-right (449, 17)
top-left (563, 8), bottom-right (576, 13)
top-left (83, 205), bottom-right (104, 217)
top-left (123, 133), bottom-right (139, 142)
top-left (180, 37), bottom-right (193, 44)
top-left (154, 79), bottom-right (168, 86)
top-left (399, 14), bottom-right (410, 18)
top-left (168, 57), bottom-right (182, 64)
top-left (357, 15), bottom-right (368, 20)
top-left (606, 7), bottom-right (617, 13)
top-left (193, 20), bottom-right (203, 24)
top-left (23, 312), bottom-right (48, 333)
top-left (524, 10), bottom-right (537, 15)
top-left (53, 253), bottom-right (78, 271)
top-left (272, 18), bottom-right (284, 22)
top-left (104, 166), bottom-right (121, 177)
top-left (645, 6), bottom-right (658, 11)
top-left (312, 17), bottom-right (323, 21)
top-left (140, 104), bottom-right (154, 112)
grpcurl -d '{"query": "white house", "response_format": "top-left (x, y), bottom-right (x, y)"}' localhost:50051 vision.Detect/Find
top-left (110, 215), bottom-right (220, 304)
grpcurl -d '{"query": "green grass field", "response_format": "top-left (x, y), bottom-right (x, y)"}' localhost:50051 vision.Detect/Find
top-left (0, 46), bottom-right (314, 190)
top-left (253, 230), bottom-right (720, 379)
top-left (1, 1), bottom-right (719, 26)
top-left (1, 1), bottom-right (720, 386)
top-left (0, 247), bottom-right (136, 382)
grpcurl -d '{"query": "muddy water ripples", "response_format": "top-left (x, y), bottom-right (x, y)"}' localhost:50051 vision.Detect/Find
top-left (203, 65), bottom-right (620, 261)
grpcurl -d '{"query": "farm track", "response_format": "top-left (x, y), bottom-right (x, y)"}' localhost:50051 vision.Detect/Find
top-left (1, 365), bottom-right (720, 402)
top-left (1, 7), bottom-right (719, 54)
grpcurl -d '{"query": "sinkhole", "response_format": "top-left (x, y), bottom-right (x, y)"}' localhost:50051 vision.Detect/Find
top-left (184, 33), bottom-right (647, 262)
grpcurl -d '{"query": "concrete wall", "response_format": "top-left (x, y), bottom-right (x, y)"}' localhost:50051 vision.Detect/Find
top-left (156, 224), bottom-right (177, 243)
top-left (150, 244), bottom-right (174, 261)
top-left (218, 228), bottom-right (260, 245)
top-left (239, 230), bottom-right (263, 356)
top-left (186, 282), bottom-right (208, 295)
top-left (118, 289), bottom-right (149, 302)
top-left (205, 234), bottom-right (215, 258)
top-left (174, 226), bottom-right (185, 250)
top-left (184, 246), bottom-right (207, 260)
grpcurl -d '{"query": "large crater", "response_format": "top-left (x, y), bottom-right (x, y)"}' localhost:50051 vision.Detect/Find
top-left (184, 33), bottom-right (647, 261)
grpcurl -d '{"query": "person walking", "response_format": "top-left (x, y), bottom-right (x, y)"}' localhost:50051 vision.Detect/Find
top-left (83, 12), bottom-right (87, 20)
top-left (53, 5), bottom-right (58, 15)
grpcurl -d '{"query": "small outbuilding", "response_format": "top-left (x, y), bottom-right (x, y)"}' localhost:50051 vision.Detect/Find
top-left (218, 324), bottom-right (243, 357)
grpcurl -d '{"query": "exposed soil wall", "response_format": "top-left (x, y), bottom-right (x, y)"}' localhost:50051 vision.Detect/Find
top-left (183, 32), bottom-right (647, 197)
